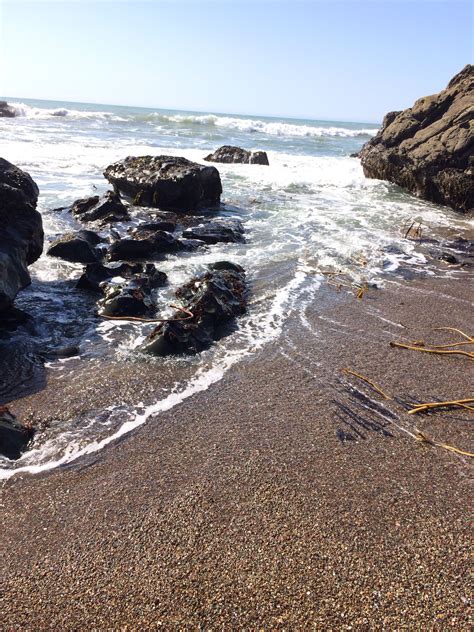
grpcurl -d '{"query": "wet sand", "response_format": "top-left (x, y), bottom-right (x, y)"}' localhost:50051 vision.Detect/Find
top-left (1, 273), bottom-right (473, 629)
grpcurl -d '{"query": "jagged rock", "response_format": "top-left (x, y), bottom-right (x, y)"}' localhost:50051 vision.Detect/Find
top-left (182, 219), bottom-right (244, 244)
top-left (98, 264), bottom-right (167, 317)
top-left (71, 191), bottom-right (130, 224)
top-left (108, 229), bottom-right (181, 262)
top-left (140, 262), bottom-right (247, 356)
top-left (47, 230), bottom-right (104, 264)
top-left (204, 145), bottom-right (269, 166)
top-left (0, 101), bottom-right (16, 118)
top-left (0, 407), bottom-right (34, 460)
top-left (359, 65), bottom-right (474, 214)
top-left (0, 158), bottom-right (43, 312)
top-left (104, 155), bottom-right (222, 211)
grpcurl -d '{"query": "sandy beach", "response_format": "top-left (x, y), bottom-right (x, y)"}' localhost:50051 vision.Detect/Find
top-left (2, 271), bottom-right (472, 629)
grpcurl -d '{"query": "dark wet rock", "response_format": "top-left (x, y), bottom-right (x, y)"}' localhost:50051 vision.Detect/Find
top-left (204, 145), bottom-right (269, 166)
top-left (0, 407), bottom-right (34, 460)
top-left (182, 219), bottom-right (245, 244)
top-left (131, 220), bottom-right (176, 234)
top-left (77, 261), bottom-right (147, 292)
top-left (98, 264), bottom-right (167, 318)
top-left (359, 65), bottom-right (474, 214)
top-left (41, 345), bottom-right (80, 360)
top-left (0, 158), bottom-right (43, 312)
top-left (71, 191), bottom-right (130, 224)
top-left (177, 238), bottom-right (206, 251)
top-left (47, 230), bottom-right (104, 264)
top-left (140, 262), bottom-right (247, 356)
top-left (0, 101), bottom-right (16, 118)
top-left (438, 252), bottom-right (458, 265)
top-left (0, 307), bottom-right (32, 335)
top-left (108, 229), bottom-right (181, 262)
top-left (104, 155), bottom-right (222, 211)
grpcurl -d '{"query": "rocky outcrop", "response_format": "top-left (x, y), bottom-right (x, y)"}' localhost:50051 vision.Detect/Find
top-left (0, 158), bottom-right (43, 312)
top-left (359, 65), bottom-right (474, 214)
top-left (104, 156), bottom-right (222, 211)
top-left (204, 146), bottom-right (269, 166)
top-left (47, 230), bottom-right (104, 264)
top-left (71, 191), bottom-right (130, 224)
top-left (182, 219), bottom-right (244, 244)
top-left (0, 101), bottom-right (16, 118)
top-left (140, 262), bottom-right (247, 356)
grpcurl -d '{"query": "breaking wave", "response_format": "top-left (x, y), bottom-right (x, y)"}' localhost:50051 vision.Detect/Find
top-left (6, 102), bottom-right (123, 121)
top-left (5, 102), bottom-right (377, 138)
top-left (156, 113), bottom-right (378, 138)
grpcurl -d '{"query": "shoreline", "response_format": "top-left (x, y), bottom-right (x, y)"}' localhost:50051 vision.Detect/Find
top-left (2, 270), bottom-right (472, 627)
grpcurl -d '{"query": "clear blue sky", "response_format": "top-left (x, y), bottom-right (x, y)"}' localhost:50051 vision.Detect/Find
top-left (0, 1), bottom-right (472, 122)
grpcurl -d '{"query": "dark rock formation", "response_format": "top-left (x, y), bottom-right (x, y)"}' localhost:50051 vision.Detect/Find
top-left (104, 156), bottom-right (222, 211)
top-left (359, 65), bottom-right (474, 214)
top-left (140, 262), bottom-right (247, 356)
top-left (77, 261), bottom-right (148, 292)
top-left (108, 228), bottom-right (181, 262)
top-left (0, 158), bottom-right (43, 312)
top-left (47, 230), bottom-right (104, 264)
top-left (204, 145), bottom-right (269, 166)
top-left (182, 219), bottom-right (244, 244)
top-left (71, 191), bottom-right (130, 224)
top-left (98, 264), bottom-right (167, 318)
top-left (0, 101), bottom-right (16, 118)
top-left (0, 407), bottom-right (34, 460)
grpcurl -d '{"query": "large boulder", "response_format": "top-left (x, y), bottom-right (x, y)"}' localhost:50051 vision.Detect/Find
top-left (0, 158), bottom-right (43, 312)
top-left (0, 101), bottom-right (16, 118)
top-left (204, 145), bottom-right (269, 166)
top-left (104, 156), bottom-right (222, 211)
top-left (359, 65), bottom-right (474, 214)
top-left (140, 262), bottom-right (247, 356)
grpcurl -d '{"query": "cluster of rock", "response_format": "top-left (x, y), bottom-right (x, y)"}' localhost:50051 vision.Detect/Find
top-left (0, 101), bottom-right (16, 118)
top-left (46, 154), bottom-right (248, 337)
top-left (359, 64), bottom-right (473, 214)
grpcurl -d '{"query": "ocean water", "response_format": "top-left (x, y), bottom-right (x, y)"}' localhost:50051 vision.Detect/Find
top-left (0, 98), bottom-right (471, 478)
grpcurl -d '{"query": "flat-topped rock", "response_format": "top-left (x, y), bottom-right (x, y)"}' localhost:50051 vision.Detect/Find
top-left (204, 145), bottom-right (269, 165)
top-left (104, 155), bottom-right (222, 212)
top-left (359, 65), bottom-right (474, 214)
